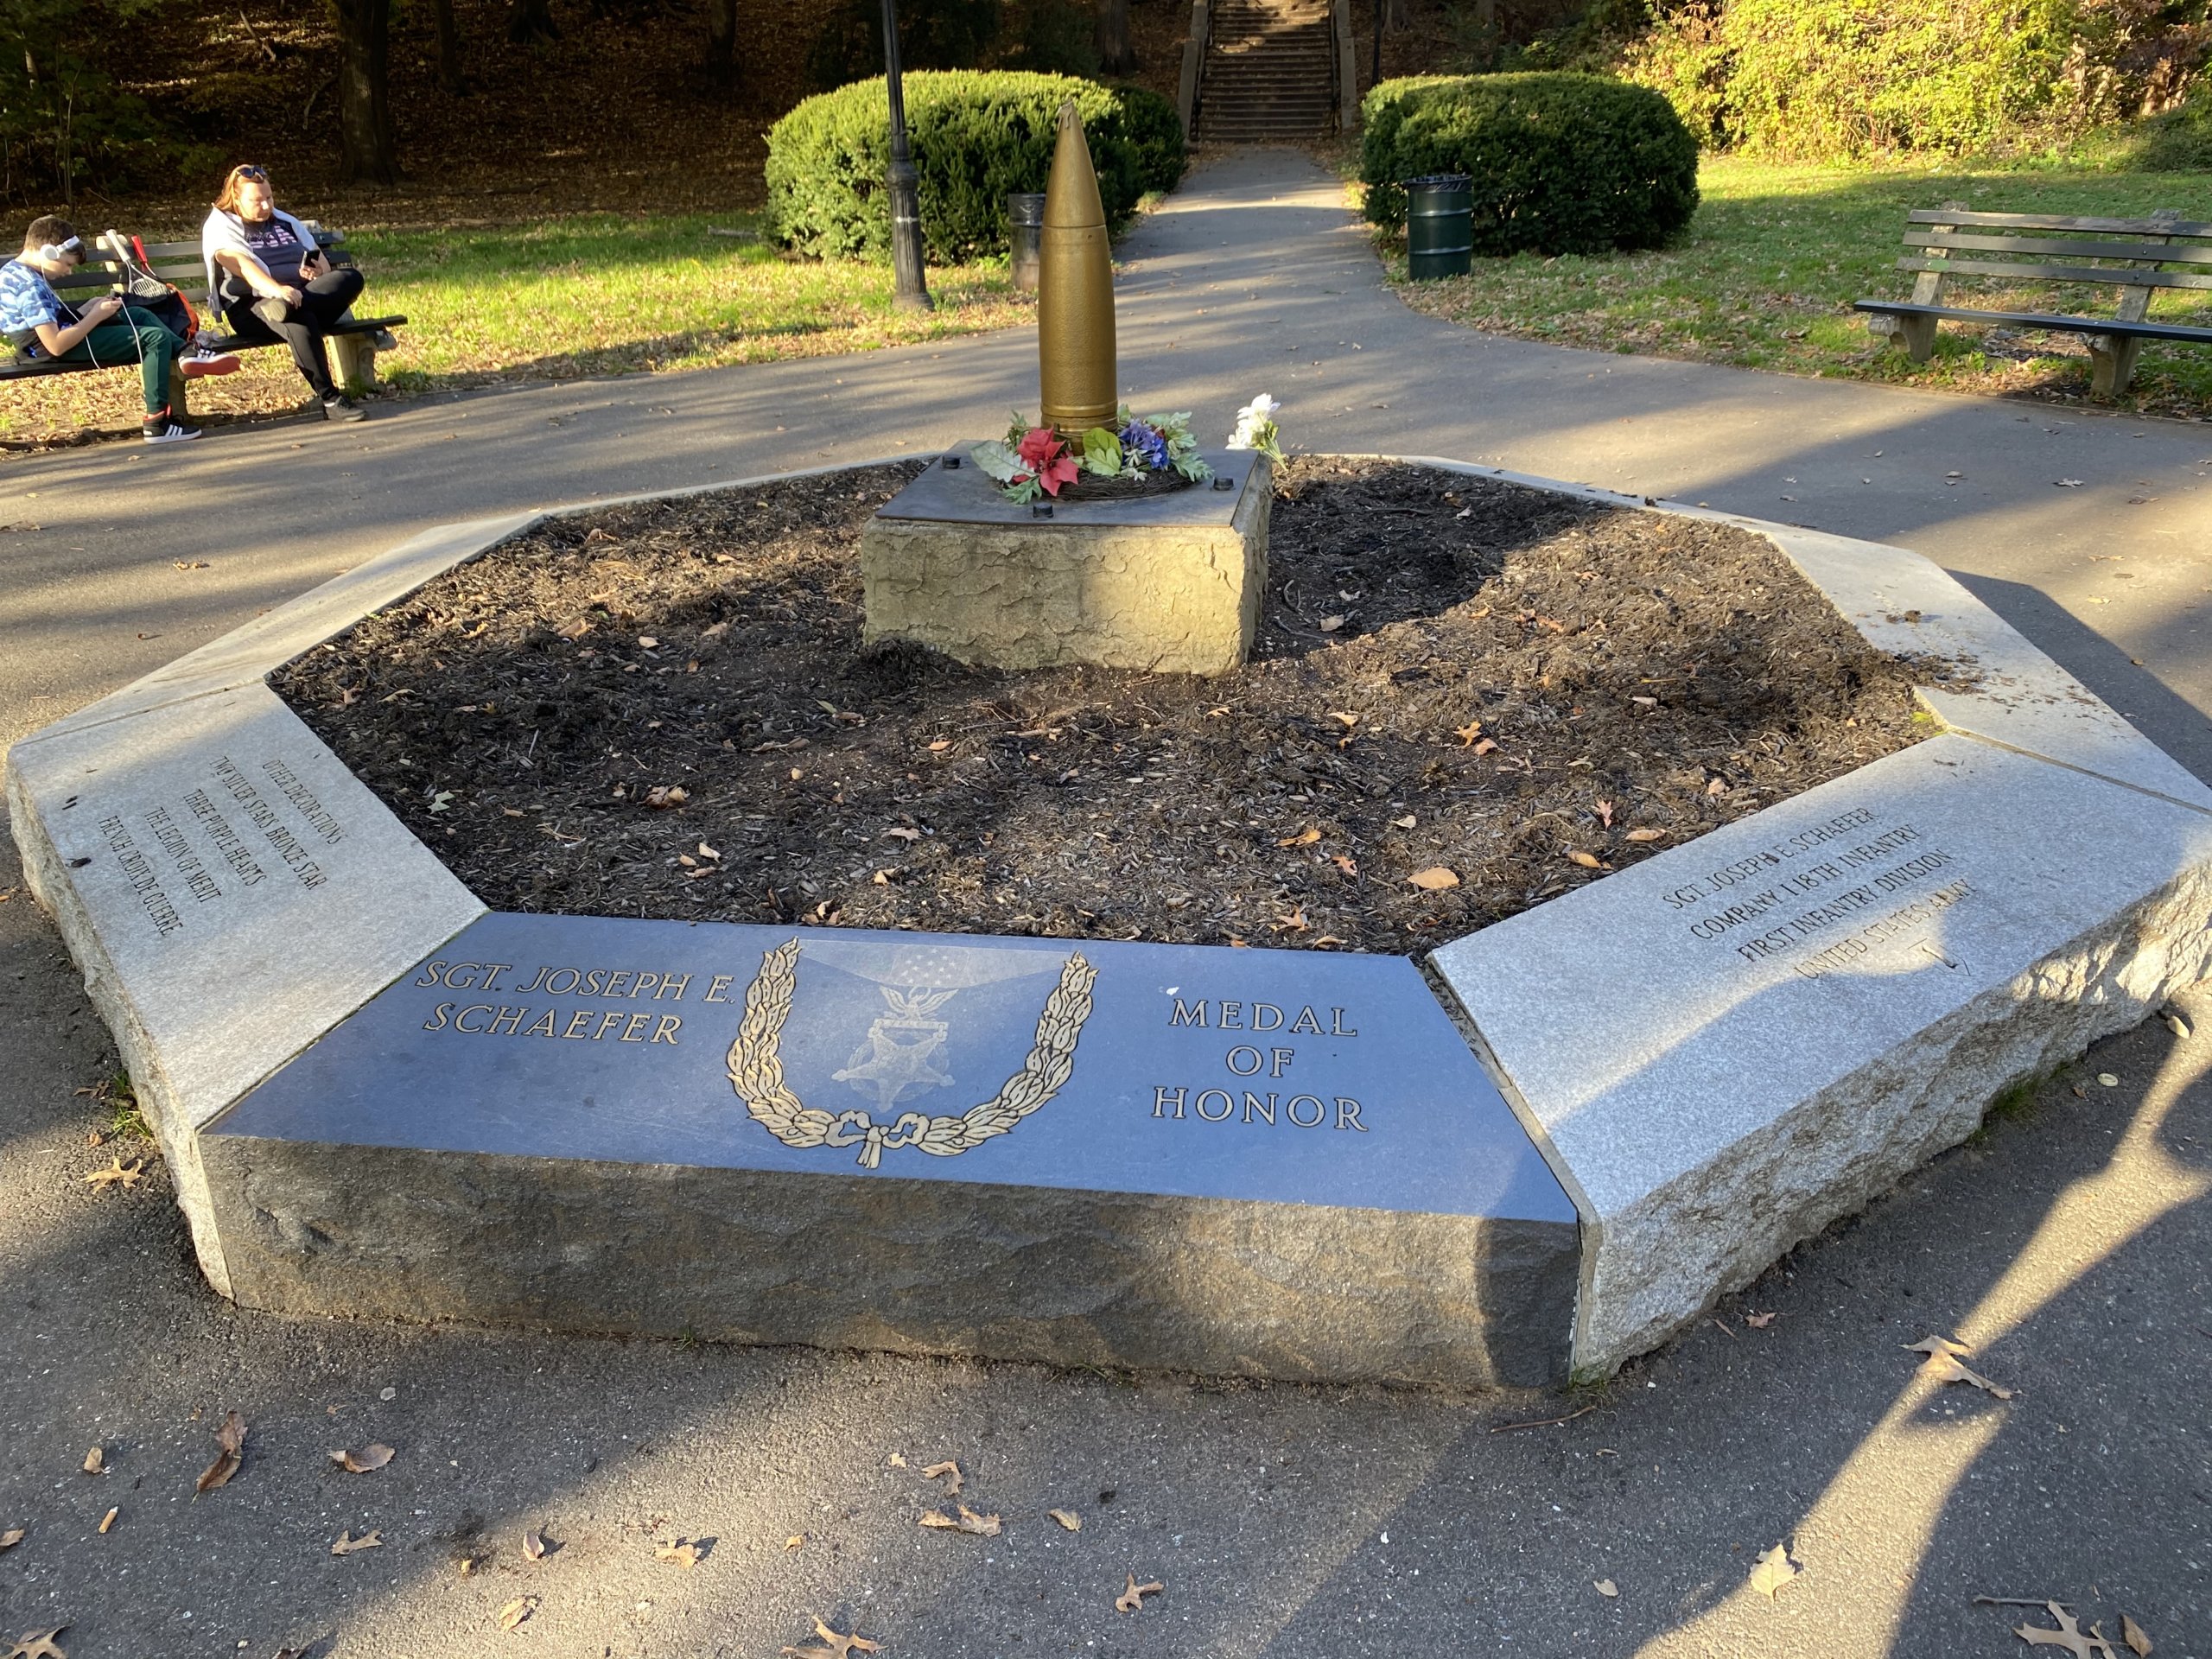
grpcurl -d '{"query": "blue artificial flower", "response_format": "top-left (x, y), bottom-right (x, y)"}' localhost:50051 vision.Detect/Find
top-left (1121, 419), bottom-right (1170, 472)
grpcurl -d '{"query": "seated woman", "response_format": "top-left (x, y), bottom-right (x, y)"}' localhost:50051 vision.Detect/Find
top-left (0, 215), bottom-right (237, 445)
top-left (200, 164), bottom-right (372, 423)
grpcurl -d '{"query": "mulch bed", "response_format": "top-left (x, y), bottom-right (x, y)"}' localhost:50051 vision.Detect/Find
top-left (275, 458), bottom-right (1929, 953)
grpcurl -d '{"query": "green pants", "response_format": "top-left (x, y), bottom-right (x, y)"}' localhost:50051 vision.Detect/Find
top-left (58, 307), bottom-right (182, 416)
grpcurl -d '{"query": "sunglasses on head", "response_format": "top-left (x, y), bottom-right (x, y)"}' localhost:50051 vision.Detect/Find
top-left (232, 165), bottom-right (268, 181)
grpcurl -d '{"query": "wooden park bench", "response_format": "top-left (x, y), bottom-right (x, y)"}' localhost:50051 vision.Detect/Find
top-left (0, 226), bottom-right (406, 411)
top-left (1854, 207), bottom-right (2212, 397)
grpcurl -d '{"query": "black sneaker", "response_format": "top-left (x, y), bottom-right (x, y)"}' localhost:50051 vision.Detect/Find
top-left (321, 394), bottom-right (368, 423)
top-left (143, 416), bottom-right (200, 445)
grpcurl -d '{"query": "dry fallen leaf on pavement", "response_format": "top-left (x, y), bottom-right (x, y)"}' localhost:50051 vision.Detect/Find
top-left (1745, 1312), bottom-right (1778, 1328)
top-left (497, 1597), bottom-right (537, 1632)
top-left (79, 1447), bottom-right (103, 1476)
top-left (81, 1160), bottom-right (143, 1192)
top-left (1905, 1337), bottom-right (2013, 1399)
top-left (2014, 1601), bottom-right (2113, 1656)
top-left (1116, 1573), bottom-right (1165, 1613)
top-left (1408, 866), bottom-right (1460, 891)
top-left (1595, 1579), bottom-right (1618, 1598)
top-left (918, 1505), bottom-right (1001, 1537)
top-left (330, 1443), bottom-right (396, 1473)
top-left (522, 1529), bottom-right (547, 1561)
top-left (195, 1410), bottom-right (245, 1495)
top-left (4, 1630), bottom-right (67, 1659)
top-left (331, 1529), bottom-right (383, 1555)
top-left (656, 1540), bottom-right (703, 1569)
top-left (1050, 1509), bottom-right (1083, 1532)
top-left (0, 1529), bottom-right (22, 1552)
top-left (780, 1615), bottom-right (881, 1658)
top-left (2162, 1009), bottom-right (2192, 1040)
top-left (921, 1459), bottom-right (964, 1495)
top-left (2123, 1614), bottom-right (2152, 1656)
top-left (784, 1534), bottom-right (805, 1551)
top-left (1749, 1543), bottom-right (1798, 1599)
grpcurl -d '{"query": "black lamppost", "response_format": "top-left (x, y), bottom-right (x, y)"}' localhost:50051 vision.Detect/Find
top-left (880, 0), bottom-right (932, 312)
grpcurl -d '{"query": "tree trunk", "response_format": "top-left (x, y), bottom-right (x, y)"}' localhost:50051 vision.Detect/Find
top-left (1383, 0), bottom-right (1409, 31)
top-left (509, 0), bottom-right (561, 44)
top-left (431, 0), bottom-right (467, 93)
top-left (704, 0), bottom-right (738, 81)
top-left (332, 0), bottom-right (400, 184)
top-left (1095, 0), bottom-right (1135, 75)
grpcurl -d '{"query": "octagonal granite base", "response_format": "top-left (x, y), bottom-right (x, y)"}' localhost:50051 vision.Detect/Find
top-left (9, 449), bottom-right (2209, 1383)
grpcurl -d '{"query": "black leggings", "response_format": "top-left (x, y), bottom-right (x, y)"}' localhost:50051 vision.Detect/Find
top-left (222, 267), bottom-right (366, 398)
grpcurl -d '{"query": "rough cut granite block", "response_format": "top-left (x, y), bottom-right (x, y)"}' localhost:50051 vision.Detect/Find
top-left (861, 450), bottom-right (1268, 676)
top-left (1431, 732), bottom-right (2212, 1373)
top-left (3, 684), bottom-right (483, 1294)
top-left (202, 913), bottom-right (1580, 1386)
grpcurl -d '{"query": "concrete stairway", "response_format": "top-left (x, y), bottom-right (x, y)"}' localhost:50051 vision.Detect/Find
top-left (1195, 0), bottom-right (1339, 143)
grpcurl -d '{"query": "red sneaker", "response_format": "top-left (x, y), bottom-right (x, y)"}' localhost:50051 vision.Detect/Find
top-left (181, 353), bottom-right (242, 379)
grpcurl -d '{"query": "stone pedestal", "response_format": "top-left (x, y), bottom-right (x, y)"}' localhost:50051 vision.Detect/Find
top-left (860, 449), bottom-right (1268, 677)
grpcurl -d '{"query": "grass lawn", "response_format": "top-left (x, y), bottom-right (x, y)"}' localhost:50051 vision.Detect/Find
top-left (1, 211), bottom-right (1027, 446)
top-left (1383, 156), bottom-right (2212, 421)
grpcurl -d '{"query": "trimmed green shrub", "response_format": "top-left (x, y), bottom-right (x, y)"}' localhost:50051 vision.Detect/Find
top-left (768, 72), bottom-right (1143, 264)
top-left (1110, 82), bottom-right (1186, 194)
top-left (2133, 97), bottom-right (2212, 172)
top-left (1360, 73), bottom-right (1699, 256)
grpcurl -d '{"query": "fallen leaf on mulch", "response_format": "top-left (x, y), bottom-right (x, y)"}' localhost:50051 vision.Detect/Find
top-left (1276, 827), bottom-right (1321, 848)
top-left (331, 1529), bottom-right (383, 1555)
top-left (522, 1529), bottom-right (548, 1561)
top-left (2013, 1601), bottom-right (2114, 1655)
top-left (195, 1410), bottom-right (245, 1495)
top-left (1626, 827), bottom-right (1665, 842)
top-left (4, 1629), bottom-right (67, 1659)
top-left (655, 1539), bottom-right (704, 1568)
top-left (918, 1505), bottom-right (1000, 1537)
top-left (2123, 1613), bottom-right (2153, 1655)
top-left (0, 1529), bottom-right (23, 1552)
top-left (330, 1443), bottom-right (396, 1473)
top-left (81, 1160), bottom-right (143, 1192)
top-left (1408, 866), bottom-right (1459, 891)
top-left (644, 785), bottom-right (689, 810)
top-left (1749, 1543), bottom-right (1798, 1599)
top-left (1116, 1573), bottom-right (1165, 1613)
top-left (921, 1459), bottom-right (963, 1495)
top-left (781, 1615), bottom-right (880, 1657)
top-left (1454, 720), bottom-right (1484, 746)
top-left (79, 1447), bottom-right (103, 1476)
top-left (1565, 850), bottom-right (1602, 869)
top-left (1050, 1509), bottom-right (1082, 1531)
top-left (497, 1596), bottom-right (537, 1631)
top-left (1472, 736), bottom-right (1500, 755)
top-left (1906, 1336), bottom-right (2013, 1399)
top-left (1319, 613), bottom-right (1345, 632)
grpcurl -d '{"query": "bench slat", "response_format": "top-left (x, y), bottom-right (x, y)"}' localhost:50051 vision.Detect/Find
top-left (1904, 229), bottom-right (2212, 266)
top-left (1853, 298), bottom-right (2212, 343)
top-left (1904, 207), bottom-right (2212, 238)
top-left (1896, 255), bottom-right (2212, 292)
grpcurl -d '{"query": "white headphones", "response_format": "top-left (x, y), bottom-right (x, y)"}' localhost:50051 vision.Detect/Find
top-left (36, 235), bottom-right (80, 260)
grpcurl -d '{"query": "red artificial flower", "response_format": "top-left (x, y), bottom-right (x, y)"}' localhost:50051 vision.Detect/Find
top-left (1014, 425), bottom-right (1081, 497)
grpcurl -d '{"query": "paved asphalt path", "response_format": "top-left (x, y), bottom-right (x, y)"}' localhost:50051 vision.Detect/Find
top-left (2, 149), bottom-right (2209, 1656)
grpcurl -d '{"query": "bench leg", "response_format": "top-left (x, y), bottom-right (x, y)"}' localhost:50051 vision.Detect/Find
top-left (329, 334), bottom-right (378, 397)
top-left (1894, 313), bottom-right (1940, 363)
top-left (2088, 334), bottom-right (2142, 398)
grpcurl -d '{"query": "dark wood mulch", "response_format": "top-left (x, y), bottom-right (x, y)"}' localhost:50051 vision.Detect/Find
top-left (275, 457), bottom-right (1930, 953)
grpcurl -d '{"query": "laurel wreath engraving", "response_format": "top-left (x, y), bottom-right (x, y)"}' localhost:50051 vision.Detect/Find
top-left (725, 939), bottom-right (1098, 1167)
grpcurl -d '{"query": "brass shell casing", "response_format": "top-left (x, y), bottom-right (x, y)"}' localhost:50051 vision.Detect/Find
top-left (1038, 102), bottom-right (1118, 435)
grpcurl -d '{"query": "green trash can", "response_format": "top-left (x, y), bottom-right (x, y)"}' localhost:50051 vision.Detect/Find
top-left (1406, 174), bottom-right (1473, 280)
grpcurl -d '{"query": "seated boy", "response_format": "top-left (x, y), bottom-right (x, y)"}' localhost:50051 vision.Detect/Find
top-left (0, 216), bottom-right (239, 445)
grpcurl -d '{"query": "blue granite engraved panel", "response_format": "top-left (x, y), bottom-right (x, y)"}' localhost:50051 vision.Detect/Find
top-left (209, 912), bottom-right (1573, 1224)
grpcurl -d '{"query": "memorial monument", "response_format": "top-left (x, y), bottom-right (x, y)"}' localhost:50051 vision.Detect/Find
top-left (859, 102), bottom-right (1269, 677)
